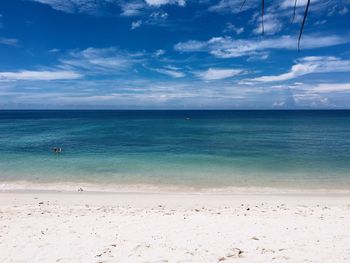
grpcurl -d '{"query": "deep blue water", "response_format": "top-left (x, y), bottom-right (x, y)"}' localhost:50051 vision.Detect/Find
top-left (1, 110), bottom-right (350, 190)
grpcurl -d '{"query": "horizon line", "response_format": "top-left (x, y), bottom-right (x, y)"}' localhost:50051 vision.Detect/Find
top-left (1, 108), bottom-right (350, 111)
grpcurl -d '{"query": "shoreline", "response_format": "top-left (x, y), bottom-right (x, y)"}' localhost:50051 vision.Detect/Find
top-left (2, 180), bottom-right (350, 195)
top-left (1, 190), bottom-right (350, 206)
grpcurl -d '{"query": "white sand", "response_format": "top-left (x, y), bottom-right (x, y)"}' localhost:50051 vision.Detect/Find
top-left (0, 191), bottom-right (350, 263)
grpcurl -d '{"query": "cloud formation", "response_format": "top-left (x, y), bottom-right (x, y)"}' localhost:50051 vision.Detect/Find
top-left (223, 23), bottom-right (244, 35)
top-left (31, 0), bottom-right (111, 15)
top-left (175, 35), bottom-right (349, 58)
top-left (31, 0), bottom-right (186, 16)
top-left (145, 0), bottom-right (185, 7)
top-left (307, 83), bottom-right (350, 93)
top-left (2, 0), bottom-right (350, 109)
top-left (252, 13), bottom-right (282, 35)
top-left (0, 70), bottom-right (82, 81)
top-left (252, 56), bottom-right (350, 82)
top-left (120, 1), bottom-right (145, 17)
top-left (209, 0), bottom-right (259, 14)
top-left (196, 68), bottom-right (243, 80)
top-left (0, 37), bottom-right (18, 46)
top-left (59, 47), bottom-right (141, 74)
top-left (151, 67), bottom-right (185, 78)
top-left (131, 20), bottom-right (142, 29)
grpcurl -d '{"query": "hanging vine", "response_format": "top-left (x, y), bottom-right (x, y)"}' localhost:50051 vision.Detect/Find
top-left (240, 0), bottom-right (311, 50)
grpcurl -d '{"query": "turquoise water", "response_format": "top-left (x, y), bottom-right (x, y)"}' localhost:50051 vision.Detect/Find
top-left (1, 110), bottom-right (350, 190)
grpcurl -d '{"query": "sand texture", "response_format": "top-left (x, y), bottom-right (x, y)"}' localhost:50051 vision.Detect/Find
top-left (0, 192), bottom-right (350, 263)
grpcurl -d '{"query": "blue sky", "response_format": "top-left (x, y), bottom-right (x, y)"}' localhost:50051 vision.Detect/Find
top-left (0, 0), bottom-right (350, 109)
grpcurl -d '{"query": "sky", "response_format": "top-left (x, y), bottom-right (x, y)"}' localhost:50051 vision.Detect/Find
top-left (0, 0), bottom-right (350, 109)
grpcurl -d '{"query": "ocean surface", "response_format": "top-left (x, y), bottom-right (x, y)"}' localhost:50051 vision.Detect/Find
top-left (1, 110), bottom-right (350, 191)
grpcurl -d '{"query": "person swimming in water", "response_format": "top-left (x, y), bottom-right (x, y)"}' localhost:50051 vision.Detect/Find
top-left (52, 147), bottom-right (62, 153)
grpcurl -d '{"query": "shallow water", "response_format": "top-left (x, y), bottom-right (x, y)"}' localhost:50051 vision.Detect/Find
top-left (1, 110), bottom-right (350, 190)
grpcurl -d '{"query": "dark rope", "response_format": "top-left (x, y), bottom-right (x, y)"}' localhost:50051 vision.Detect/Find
top-left (292, 0), bottom-right (298, 23)
top-left (240, 0), bottom-right (248, 11)
top-left (298, 0), bottom-right (310, 51)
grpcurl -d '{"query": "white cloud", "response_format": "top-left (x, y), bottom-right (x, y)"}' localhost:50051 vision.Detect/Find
top-left (31, 0), bottom-right (106, 15)
top-left (135, 11), bottom-right (168, 27)
top-left (0, 70), bottom-right (82, 81)
top-left (60, 47), bottom-right (141, 73)
top-left (48, 48), bottom-right (60, 53)
top-left (252, 13), bottom-right (282, 35)
top-left (131, 20), bottom-right (142, 30)
top-left (290, 82), bottom-right (350, 94)
top-left (272, 101), bottom-right (286, 107)
top-left (145, 0), bottom-right (186, 7)
top-left (223, 23), bottom-right (244, 35)
top-left (284, 82), bottom-right (350, 108)
top-left (149, 11), bottom-right (168, 21)
top-left (154, 49), bottom-right (165, 56)
top-left (31, 0), bottom-right (186, 17)
top-left (209, 0), bottom-right (259, 14)
top-left (150, 67), bottom-right (185, 78)
top-left (314, 19), bottom-right (327, 25)
top-left (175, 35), bottom-right (349, 58)
top-left (308, 83), bottom-right (350, 93)
top-left (196, 68), bottom-right (243, 80)
top-left (247, 53), bottom-right (269, 61)
top-left (280, 0), bottom-right (321, 9)
top-left (216, 0), bottom-right (346, 38)
top-left (0, 37), bottom-right (18, 46)
top-left (31, 0), bottom-right (145, 16)
top-left (252, 56), bottom-right (350, 82)
top-left (174, 40), bottom-right (207, 52)
top-left (280, 0), bottom-right (346, 20)
top-left (120, 2), bottom-right (145, 17)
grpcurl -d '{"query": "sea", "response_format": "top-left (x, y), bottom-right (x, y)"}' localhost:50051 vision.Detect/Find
top-left (0, 110), bottom-right (350, 192)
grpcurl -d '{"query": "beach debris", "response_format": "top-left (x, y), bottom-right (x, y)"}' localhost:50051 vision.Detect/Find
top-left (78, 188), bottom-right (84, 192)
top-left (219, 248), bottom-right (244, 261)
top-left (38, 202), bottom-right (44, 205)
top-left (229, 248), bottom-right (244, 258)
top-left (252, 236), bottom-right (259, 240)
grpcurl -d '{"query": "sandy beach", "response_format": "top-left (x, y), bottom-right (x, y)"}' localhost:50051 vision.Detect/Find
top-left (1, 190), bottom-right (350, 263)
